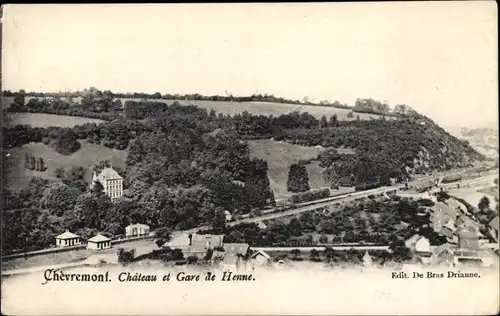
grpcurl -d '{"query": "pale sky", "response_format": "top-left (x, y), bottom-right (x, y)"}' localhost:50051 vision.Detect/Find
top-left (2, 3), bottom-right (498, 128)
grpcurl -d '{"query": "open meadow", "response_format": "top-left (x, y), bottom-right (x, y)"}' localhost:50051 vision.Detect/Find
top-left (6, 140), bottom-right (127, 190)
top-left (144, 99), bottom-right (391, 121)
top-left (6, 112), bottom-right (105, 128)
top-left (248, 139), bottom-right (331, 199)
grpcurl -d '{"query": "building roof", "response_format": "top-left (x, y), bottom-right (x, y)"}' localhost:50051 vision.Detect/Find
top-left (456, 225), bottom-right (479, 238)
top-left (446, 198), bottom-right (466, 213)
top-left (405, 234), bottom-right (421, 248)
top-left (251, 250), bottom-right (271, 260)
top-left (415, 237), bottom-right (431, 252)
top-left (443, 219), bottom-right (456, 232)
top-left (489, 216), bottom-right (499, 231)
top-left (126, 223), bottom-right (150, 229)
top-left (88, 234), bottom-right (111, 243)
top-left (256, 221), bottom-right (267, 229)
top-left (191, 234), bottom-right (224, 249)
top-left (56, 231), bottom-right (80, 239)
top-left (97, 167), bottom-right (122, 180)
top-left (440, 227), bottom-right (454, 238)
top-left (431, 202), bottom-right (459, 222)
top-left (433, 243), bottom-right (453, 256)
top-left (224, 243), bottom-right (250, 255)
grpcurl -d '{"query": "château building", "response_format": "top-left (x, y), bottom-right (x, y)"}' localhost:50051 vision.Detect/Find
top-left (92, 167), bottom-right (123, 201)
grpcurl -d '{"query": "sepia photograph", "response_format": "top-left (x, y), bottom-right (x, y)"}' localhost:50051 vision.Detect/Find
top-left (1, 2), bottom-right (499, 315)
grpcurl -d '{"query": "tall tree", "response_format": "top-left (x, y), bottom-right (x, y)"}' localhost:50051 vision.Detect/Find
top-left (13, 89), bottom-right (26, 107)
top-left (319, 116), bottom-right (328, 128)
top-left (478, 196), bottom-right (490, 212)
top-left (24, 152), bottom-right (30, 169)
top-left (28, 156), bottom-right (36, 170)
top-left (244, 159), bottom-right (275, 208)
top-left (39, 157), bottom-right (45, 171)
top-left (287, 163), bottom-right (310, 193)
top-left (328, 115), bottom-right (338, 127)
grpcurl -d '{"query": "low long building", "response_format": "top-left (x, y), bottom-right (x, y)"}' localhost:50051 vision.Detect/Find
top-left (125, 223), bottom-right (150, 238)
top-left (55, 231), bottom-right (81, 247)
top-left (87, 234), bottom-right (112, 251)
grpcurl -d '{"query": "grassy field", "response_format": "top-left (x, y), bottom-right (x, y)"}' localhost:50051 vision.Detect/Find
top-left (6, 140), bottom-right (127, 190)
top-left (248, 139), bottom-right (331, 200)
top-left (161, 99), bottom-right (390, 121)
top-left (6, 112), bottom-right (105, 128)
top-left (3, 96), bottom-right (391, 121)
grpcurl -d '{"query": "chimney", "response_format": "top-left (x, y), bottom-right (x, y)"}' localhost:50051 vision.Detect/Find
top-left (188, 233), bottom-right (193, 246)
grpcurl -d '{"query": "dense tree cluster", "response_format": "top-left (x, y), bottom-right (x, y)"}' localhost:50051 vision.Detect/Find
top-left (286, 163), bottom-right (310, 193)
top-left (207, 198), bottom-right (444, 251)
top-left (124, 100), bottom-right (168, 119)
top-left (289, 188), bottom-right (330, 204)
top-left (7, 96), bottom-right (120, 121)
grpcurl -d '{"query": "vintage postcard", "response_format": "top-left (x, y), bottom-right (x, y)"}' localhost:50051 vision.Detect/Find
top-left (1, 2), bottom-right (499, 315)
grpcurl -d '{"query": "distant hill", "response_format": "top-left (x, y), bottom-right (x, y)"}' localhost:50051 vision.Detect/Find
top-left (453, 127), bottom-right (499, 160)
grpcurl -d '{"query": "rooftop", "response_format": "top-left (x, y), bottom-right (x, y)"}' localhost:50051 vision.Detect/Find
top-left (97, 167), bottom-right (122, 180)
top-left (88, 234), bottom-right (111, 243)
top-left (251, 250), bottom-right (271, 260)
top-left (165, 234), bottom-right (190, 248)
top-left (126, 223), bottom-right (150, 229)
top-left (431, 202), bottom-right (459, 221)
top-left (56, 231), bottom-right (80, 239)
top-left (457, 225), bottom-right (479, 238)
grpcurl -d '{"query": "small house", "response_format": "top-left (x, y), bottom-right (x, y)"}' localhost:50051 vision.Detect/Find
top-left (125, 223), bottom-right (150, 238)
top-left (55, 230), bottom-right (81, 247)
top-left (87, 234), bottom-right (112, 250)
top-left (251, 250), bottom-right (271, 267)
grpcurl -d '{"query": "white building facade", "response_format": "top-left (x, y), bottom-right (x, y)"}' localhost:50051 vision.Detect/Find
top-left (125, 223), bottom-right (150, 238)
top-left (92, 167), bottom-right (123, 201)
top-left (87, 234), bottom-right (112, 250)
top-left (55, 231), bottom-right (81, 247)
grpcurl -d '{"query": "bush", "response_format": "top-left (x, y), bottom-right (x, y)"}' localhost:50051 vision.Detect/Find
top-left (54, 167), bottom-right (65, 179)
top-left (117, 248), bottom-right (136, 265)
top-left (52, 129), bottom-right (81, 155)
top-left (289, 188), bottom-right (330, 204)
